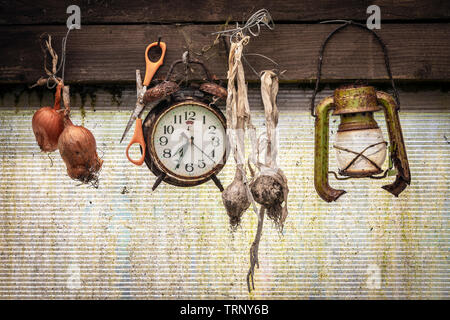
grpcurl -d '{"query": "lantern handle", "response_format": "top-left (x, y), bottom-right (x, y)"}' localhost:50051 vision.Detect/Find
top-left (310, 20), bottom-right (400, 117)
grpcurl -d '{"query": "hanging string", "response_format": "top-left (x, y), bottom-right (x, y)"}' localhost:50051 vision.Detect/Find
top-left (310, 20), bottom-right (400, 117)
top-left (59, 25), bottom-right (76, 85)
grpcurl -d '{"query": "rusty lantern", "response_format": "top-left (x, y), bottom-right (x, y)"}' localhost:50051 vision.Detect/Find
top-left (310, 21), bottom-right (411, 202)
top-left (313, 85), bottom-right (410, 202)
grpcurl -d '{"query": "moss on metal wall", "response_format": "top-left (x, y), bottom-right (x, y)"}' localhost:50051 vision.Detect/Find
top-left (0, 89), bottom-right (448, 299)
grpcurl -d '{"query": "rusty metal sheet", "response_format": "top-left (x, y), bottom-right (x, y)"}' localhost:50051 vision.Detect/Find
top-left (0, 89), bottom-right (448, 299)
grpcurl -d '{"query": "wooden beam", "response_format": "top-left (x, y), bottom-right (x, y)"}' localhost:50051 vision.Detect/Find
top-left (1, 24), bottom-right (449, 83)
top-left (0, 0), bottom-right (449, 24)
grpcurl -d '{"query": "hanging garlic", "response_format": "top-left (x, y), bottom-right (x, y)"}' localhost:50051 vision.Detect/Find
top-left (250, 71), bottom-right (289, 227)
top-left (221, 36), bottom-right (256, 227)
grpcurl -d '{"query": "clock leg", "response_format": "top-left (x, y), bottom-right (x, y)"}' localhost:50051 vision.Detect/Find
top-left (152, 173), bottom-right (167, 191)
top-left (211, 174), bottom-right (224, 192)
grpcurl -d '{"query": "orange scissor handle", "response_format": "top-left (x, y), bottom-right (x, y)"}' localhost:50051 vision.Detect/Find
top-left (143, 41), bottom-right (166, 86)
top-left (126, 118), bottom-right (146, 166)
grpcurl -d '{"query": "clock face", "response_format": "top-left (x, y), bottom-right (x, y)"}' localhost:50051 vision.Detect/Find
top-left (150, 101), bottom-right (226, 182)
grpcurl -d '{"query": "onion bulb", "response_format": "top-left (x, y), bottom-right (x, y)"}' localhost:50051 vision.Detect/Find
top-left (58, 118), bottom-right (103, 186)
top-left (222, 167), bottom-right (250, 227)
top-left (250, 168), bottom-right (288, 226)
top-left (32, 83), bottom-right (64, 152)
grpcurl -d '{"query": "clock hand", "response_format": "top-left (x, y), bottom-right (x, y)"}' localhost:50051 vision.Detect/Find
top-left (181, 130), bottom-right (217, 165)
top-left (191, 139), bottom-right (217, 164)
top-left (174, 145), bottom-right (188, 169)
top-left (174, 135), bottom-right (190, 169)
top-left (189, 136), bottom-right (195, 163)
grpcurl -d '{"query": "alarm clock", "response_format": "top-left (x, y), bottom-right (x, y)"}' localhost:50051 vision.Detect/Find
top-left (142, 91), bottom-right (227, 191)
top-left (131, 54), bottom-right (229, 191)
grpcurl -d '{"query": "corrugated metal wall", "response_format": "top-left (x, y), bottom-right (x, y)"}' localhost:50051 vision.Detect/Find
top-left (0, 88), bottom-right (448, 299)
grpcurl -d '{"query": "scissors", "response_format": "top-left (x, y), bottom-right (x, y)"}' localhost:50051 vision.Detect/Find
top-left (121, 41), bottom-right (166, 165)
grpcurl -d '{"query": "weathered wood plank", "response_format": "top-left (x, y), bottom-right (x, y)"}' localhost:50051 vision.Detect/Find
top-left (0, 0), bottom-right (449, 24)
top-left (1, 24), bottom-right (449, 83)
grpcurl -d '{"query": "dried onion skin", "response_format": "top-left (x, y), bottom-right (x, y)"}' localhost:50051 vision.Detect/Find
top-left (31, 84), bottom-right (64, 152)
top-left (58, 121), bottom-right (103, 185)
top-left (222, 168), bottom-right (250, 227)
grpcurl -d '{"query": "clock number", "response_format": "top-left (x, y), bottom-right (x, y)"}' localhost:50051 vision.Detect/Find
top-left (210, 149), bottom-right (215, 158)
top-left (174, 115), bottom-right (182, 124)
top-left (198, 159), bottom-right (206, 169)
top-left (185, 163), bottom-right (194, 172)
top-left (208, 125), bottom-right (216, 134)
top-left (159, 136), bottom-right (168, 146)
top-left (211, 136), bottom-right (220, 147)
top-left (203, 115), bottom-right (206, 124)
top-left (185, 111), bottom-right (196, 121)
top-left (164, 125), bottom-right (174, 134)
top-left (163, 149), bottom-right (171, 158)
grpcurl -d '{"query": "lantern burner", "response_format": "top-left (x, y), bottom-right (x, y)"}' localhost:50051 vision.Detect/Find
top-left (333, 85), bottom-right (381, 115)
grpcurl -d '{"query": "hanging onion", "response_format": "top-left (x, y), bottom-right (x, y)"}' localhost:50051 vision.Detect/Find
top-left (250, 168), bottom-right (288, 225)
top-left (250, 71), bottom-right (289, 228)
top-left (222, 167), bottom-right (250, 226)
top-left (58, 86), bottom-right (103, 186)
top-left (32, 83), bottom-right (65, 152)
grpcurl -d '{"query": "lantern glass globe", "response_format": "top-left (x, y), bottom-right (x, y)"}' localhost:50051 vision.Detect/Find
top-left (334, 127), bottom-right (387, 177)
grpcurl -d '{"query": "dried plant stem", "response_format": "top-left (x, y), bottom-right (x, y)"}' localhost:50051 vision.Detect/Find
top-left (247, 206), bottom-right (265, 292)
top-left (261, 70), bottom-right (279, 166)
top-left (31, 33), bottom-right (62, 88)
top-left (250, 71), bottom-right (289, 228)
top-left (222, 37), bottom-right (257, 225)
top-left (62, 85), bottom-right (71, 117)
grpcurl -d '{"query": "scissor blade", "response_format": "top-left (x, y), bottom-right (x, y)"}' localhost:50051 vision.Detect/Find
top-left (121, 70), bottom-right (145, 143)
top-left (120, 100), bottom-right (145, 143)
top-left (120, 114), bottom-right (136, 143)
top-left (136, 70), bottom-right (143, 98)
